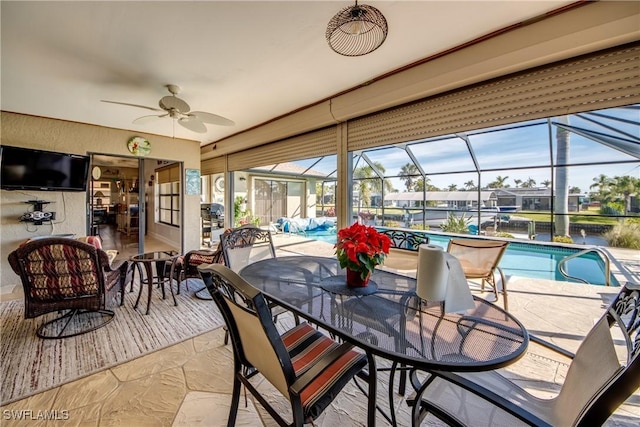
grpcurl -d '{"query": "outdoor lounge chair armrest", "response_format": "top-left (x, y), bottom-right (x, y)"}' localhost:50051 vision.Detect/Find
top-left (529, 334), bottom-right (575, 359)
top-left (417, 370), bottom-right (554, 427)
top-left (103, 256), bottom-right (127, 273)
top-left (290, 342), bottom-right (356, 396)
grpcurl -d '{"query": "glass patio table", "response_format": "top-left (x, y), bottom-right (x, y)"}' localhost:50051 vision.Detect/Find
top-left (131, 250), bottom-right (180, 315)
top-left (239, 255), bottom-right (529, 426)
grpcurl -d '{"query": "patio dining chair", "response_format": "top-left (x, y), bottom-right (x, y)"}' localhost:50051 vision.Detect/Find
top-left (220, 224), bottom-right (276, 272)
top-left (219, 225), bottom-right (296, 343)
top-left (199, 264), bottom-right (373, 426)
top-left (8, 237), bottom-right (129, 339)
top-left (446, 238), bottom-right (509, 310)
top-left (377, 228), bottom-right (428, 273)
top-left (406, 282), bottom-right (640, 427)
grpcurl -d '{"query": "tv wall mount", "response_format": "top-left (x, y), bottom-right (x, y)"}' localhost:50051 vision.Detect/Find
top-left (20, 200), bottom-right (56, 225)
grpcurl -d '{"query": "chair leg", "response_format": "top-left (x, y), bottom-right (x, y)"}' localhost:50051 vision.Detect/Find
top-left (36, 309), bottom-right (115, 339)
top-left (488, 276), bottom-right (499, 304)
top-left (194, 285), bottom-right (214, 301)
top-left (176, 275), bottom-right (185, 295)
top-left (497, 267), bottom-right (508, 311)
top-left (223, 327), bottom-right (230, 345)
top-left (227, 371), bottom-right (242, 427)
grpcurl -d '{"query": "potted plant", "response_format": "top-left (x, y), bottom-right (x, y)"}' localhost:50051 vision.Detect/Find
top-left (335, 222), bottom-right (391, 287)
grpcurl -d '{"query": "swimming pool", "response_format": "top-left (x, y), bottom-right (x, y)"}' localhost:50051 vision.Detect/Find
top-left (297, 228), bottom-right (618, 286)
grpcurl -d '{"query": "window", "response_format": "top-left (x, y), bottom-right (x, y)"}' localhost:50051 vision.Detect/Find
top-left (157, 165), bottom-right (181, 227)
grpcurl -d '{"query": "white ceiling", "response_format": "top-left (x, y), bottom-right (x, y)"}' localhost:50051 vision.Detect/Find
top-left (1, 1), bottom-right (573, 146)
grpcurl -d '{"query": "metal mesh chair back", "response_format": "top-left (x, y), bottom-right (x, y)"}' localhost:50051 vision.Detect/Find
top-left (220, 225), bottom-right (276, 272)
top-left (446, 239), bottom-right (508, 278)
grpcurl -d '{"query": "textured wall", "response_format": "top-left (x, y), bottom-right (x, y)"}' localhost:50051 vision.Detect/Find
top-left (0, 112), bottom-right (202, 294)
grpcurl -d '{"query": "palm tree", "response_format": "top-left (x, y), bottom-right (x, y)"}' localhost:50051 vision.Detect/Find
top-left (522, 177), bottom-right (537, 188)
top-left (463, 180), bottom-right (476, 191)
top-left (398, 163), bottom-right (419, 192)
top-left (541, 179), bottom-right (551, 188)
top-left (489, 175), bottom-right (509, 189)
top-left (611, 175), bottom-right (640, 215)
top-left (555, 115), bottom-right (570, 236)
top-left (590, 174), bottom-right (612, 201)
top-left (513, 179), bottom-right (522, 188)
top-left (414, 177), bottom-right (437, 192)
top-left (447, 183), bottom-right (458, 191)
top-left (353, 161), bottom-right (392, 209)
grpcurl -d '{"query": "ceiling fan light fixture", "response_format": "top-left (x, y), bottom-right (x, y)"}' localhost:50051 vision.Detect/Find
top-left (326, 1), bottom-right (388, 57)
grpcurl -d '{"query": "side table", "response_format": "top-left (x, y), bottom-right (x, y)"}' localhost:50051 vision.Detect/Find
top-left (131, 250), bottom-right (180, 314)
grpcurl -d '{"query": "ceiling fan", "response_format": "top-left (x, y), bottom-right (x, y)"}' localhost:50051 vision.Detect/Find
top-left (101, 84), bottom-right (234, 133)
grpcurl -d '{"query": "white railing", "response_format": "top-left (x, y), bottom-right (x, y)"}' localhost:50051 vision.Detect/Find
top-left (558, 247), bottom-right (612, 286)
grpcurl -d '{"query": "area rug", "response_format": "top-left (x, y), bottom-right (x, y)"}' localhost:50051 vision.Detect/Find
top-left (0, 282), bottom-right (224, 405)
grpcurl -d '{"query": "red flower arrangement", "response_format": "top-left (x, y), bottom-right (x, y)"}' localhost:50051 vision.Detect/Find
top-left (335, 222), bottom-right (392, 286)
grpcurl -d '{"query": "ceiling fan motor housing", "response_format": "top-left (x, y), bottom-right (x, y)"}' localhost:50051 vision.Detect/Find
top-left (159, 95), bottom-right (190, 113)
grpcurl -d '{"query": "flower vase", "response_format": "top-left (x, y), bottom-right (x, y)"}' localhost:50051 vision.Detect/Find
top-left (346, 268), bottom-right (370, 288)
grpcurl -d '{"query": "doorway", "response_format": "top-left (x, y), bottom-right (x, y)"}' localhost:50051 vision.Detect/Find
top-left (88, 154), bottom-right (182, 258)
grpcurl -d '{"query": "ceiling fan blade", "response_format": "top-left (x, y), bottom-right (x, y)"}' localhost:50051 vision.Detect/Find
top-left (133, 114), bottom-right (167, 124)
top-left (101, 100), bottom-right (163, 112)
top-left (178, 117), bottom-right (207, 133)
top-left (190, 111), bottom-right (235, 126)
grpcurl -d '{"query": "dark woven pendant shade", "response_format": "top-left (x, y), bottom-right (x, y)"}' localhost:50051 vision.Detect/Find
top-left (326, 1), bottom-right (388, 57)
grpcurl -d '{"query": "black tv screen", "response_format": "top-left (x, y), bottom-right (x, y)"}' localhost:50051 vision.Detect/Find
top-left (0, 145), bottom-right (90, 192)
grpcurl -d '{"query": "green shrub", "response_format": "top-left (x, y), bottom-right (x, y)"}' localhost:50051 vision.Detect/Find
top-left (409, 223), bottom-right (430, 230)
top-left (495, 232), bottom-right (514, 238)
top-left (440, 213), bottom-right (471, 234)
top-left (600, 204), bottom-right (623, 216)
top-left (603, 223), bottom-right (640, 249)
top-left (552, 235), bottom-right (574, 244)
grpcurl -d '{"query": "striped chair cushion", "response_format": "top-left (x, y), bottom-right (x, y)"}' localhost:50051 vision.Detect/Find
top-left (189, 253), bottom-right (216, 265)
top-left (76, 235), bottom-right (103, 250)
top-left (24, 244), bottom-right (100, 300)
top-left (281, 323), bottom-right (367, 420)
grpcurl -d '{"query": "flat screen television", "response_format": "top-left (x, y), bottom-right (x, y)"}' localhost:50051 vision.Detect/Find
top-left (0, 145), bottom-right (90, 192)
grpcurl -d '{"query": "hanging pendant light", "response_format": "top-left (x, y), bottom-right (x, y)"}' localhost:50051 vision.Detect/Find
top-left (326, 1), bottom-right (388, 57)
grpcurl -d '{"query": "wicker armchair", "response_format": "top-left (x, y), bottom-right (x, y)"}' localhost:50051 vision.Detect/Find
top-left (171, 248), bottom-right (224, 298)
top-left (8, 237), bottom-right (129, 339)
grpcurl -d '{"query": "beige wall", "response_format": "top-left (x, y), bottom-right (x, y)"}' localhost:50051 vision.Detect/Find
top-left (0, 112), bottom-right (202, 294)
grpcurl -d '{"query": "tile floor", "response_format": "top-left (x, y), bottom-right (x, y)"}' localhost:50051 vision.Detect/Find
top-left (1, 234), bottom-right (638, 426)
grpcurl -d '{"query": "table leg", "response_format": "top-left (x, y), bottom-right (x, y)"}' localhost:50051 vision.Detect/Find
top-left (133, 262), bottom-right (143, 310)
top-left (168, 259), bottom-right (178, 307)
top-left (144, 263), bottom-right (153, 315)
top-left (133, 261), bottom-right (153, 315)
top-left (156, 261), bottom-right (167, 300)
top-left (367, 352), bottom-right (377, 427)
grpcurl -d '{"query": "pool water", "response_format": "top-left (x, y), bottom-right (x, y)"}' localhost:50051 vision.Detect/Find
top-left (299, 229), bottom-right (618, 286)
